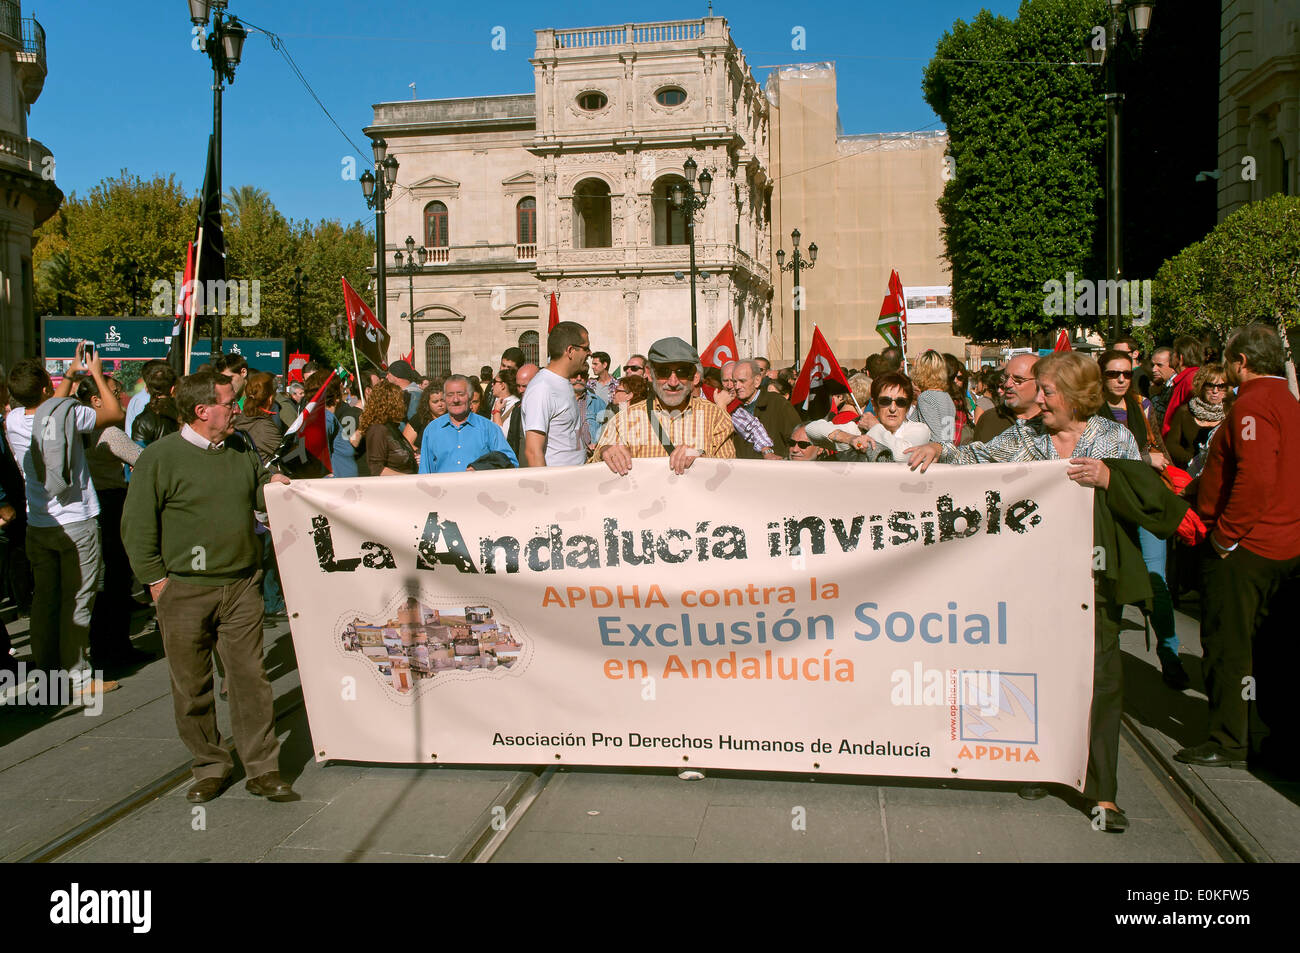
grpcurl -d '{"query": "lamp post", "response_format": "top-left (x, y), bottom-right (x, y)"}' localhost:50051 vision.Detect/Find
top-left (1089, 0), bottom-right (1155, 343)
top-left (393, 235), bottom-right (427, 369)
top-left (670, 156), bottom-right (713, 350)
top-left (775, 230), bottom-right (818, 360)
top-left (188, 0), bottom-right (248, 363)
top-left (122, 259), bottom-right (144, 316)
top-left (360, 139), bottom-right (400, 331)
top-left (289, 265), bottom-right (307, 353)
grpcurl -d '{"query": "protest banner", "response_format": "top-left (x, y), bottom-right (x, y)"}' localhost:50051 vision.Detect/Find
top-left (266, 460), bottom-right (1095, 787)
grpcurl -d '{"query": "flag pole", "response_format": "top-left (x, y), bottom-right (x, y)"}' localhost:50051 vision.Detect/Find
top-left (350, 334), bottom-right (364, 407)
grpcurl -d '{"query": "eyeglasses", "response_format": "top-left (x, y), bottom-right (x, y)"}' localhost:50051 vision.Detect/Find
top-left (789, 439), bottom-right (814, 449)
top-left (1004, 375), bottom-right (1035, 387)
top-left (876, 396), bottom-right (911, 408)
top-left (570, 343), bottom-right (591, 353)
top-left (1205, 382), bottom-right (1229, 391)
top-left (653, 363), bottom-right (696, 381)
top-left (1103, 370), bottom-right (1133, 380)
top-left (624, 364), bottom-right (644, 372)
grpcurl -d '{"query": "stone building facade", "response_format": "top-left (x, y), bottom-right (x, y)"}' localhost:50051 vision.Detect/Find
top-left (366, 16), bottom-right (772, 375)
top-left (0, 2), bottom-right (59, 371)
top-left (1218, 0), bottom-right (1300, 220)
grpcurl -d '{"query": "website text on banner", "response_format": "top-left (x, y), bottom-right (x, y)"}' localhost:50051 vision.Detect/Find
top-left (266, 460), bottom-right (1095, 786)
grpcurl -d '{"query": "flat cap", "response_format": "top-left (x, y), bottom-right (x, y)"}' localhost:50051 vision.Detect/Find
top-left (387, 359), bottom-right (418, 383)
top-left (647, 336), bottom-right (699, 366)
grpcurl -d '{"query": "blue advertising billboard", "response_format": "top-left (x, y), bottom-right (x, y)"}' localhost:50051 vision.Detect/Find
top-left (42, 317), bottom-right (172, 379)
top-left (188, 339), bottom-right (286, 377)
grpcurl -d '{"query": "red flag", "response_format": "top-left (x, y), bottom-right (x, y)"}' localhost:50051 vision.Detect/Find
top-left (547, 292), bottom-right (559, 332)
top-left (1053, 329), bottom-right (1072, 352)
top-left (287, 352), bottom-right (309, 384)
top-left (280, 370), bottom-right (337, 474)
top-left (401, 350), bottom-right (414, 366)
top-left (791, 327), bottom-right (850, 406)
top-left (342, 276), bottom-right (390, 370)
top-left (876, 269), bottom-right (907, 349)
top-left (167, 241), bottom-right (197, 374)
top-left (700, 321), bottom-right (738, 369)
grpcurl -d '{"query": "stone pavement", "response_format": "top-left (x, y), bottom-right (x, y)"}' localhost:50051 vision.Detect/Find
top-left (1, 602), bottom-right (1295, 863)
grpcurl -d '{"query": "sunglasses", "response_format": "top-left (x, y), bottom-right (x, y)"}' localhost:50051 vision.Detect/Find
top-left (789, 439), bottom-right (814, 449)
top-left (876, 396), bottom-right (911, 408)
top-left (653, 363), bottom-right (696, 380)
top-left (624, 364), bottom-right (644, 372)
top-left (1205, 382), bottom-right (1228, 391)
top-left (1103, 370), bottom-right (1133, 380)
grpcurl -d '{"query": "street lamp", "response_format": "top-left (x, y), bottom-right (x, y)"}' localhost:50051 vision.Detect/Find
top-left (189, 0), bottom-right (248, 363)
top-left (1089, 0), bottom-right (1155, 342)
top-left (289, 265), bottom-right (307, 353)
top-left (121, 259), bottom-right (145, 316)
top-left (775, 230), bottom-right (818, 360)
top-left (361, 138), bottom-right (400, 330)
top-left (670, 156), bottom-right (713, 349)
top-left (393, 235), bottom-right (427, 367)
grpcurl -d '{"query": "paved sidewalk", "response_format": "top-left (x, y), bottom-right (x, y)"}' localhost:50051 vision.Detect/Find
top-left (1118, 601), bottom-right (1300, 863)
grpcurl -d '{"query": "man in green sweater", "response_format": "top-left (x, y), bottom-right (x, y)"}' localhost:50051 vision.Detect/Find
top-left (123, 369), bottom-right (295, 804)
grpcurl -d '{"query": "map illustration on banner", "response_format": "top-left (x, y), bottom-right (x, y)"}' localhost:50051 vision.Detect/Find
top-left (268, 461), bottom-right (1094, 785)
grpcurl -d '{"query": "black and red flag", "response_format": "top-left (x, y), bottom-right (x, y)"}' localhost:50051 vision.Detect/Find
top-left (342, 275), bottom-right (390, 371)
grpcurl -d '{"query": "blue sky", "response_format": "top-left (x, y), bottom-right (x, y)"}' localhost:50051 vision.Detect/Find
top-left (33, 0), bottom-right (1021, 226)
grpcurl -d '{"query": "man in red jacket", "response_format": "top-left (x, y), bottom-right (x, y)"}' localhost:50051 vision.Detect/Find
top-left (1160, 336), bottom-right (1203, 437)
top-left (1177, 323), bottom-right (1300, 771)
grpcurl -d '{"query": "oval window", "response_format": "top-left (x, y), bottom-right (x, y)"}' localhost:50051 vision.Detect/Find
top-left (656, 87), bottom-right (687, 107)
top-left (578, 91), bottom-right (607, 111)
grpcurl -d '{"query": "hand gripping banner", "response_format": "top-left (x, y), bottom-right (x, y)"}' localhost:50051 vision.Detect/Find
top-left (266, 460), bottom-right (1095, 787)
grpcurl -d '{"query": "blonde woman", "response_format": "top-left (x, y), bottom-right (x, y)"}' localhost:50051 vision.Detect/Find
top-left (908, 349), bottom-right (957, 443)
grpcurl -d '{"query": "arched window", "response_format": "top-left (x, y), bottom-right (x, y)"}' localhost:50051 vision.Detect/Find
top-left (519, 330), bottom-right (539, 366)
top-left (426, 333), bottom-right (450, 380)
top-left (572, 178), bottom-right (611, 248)
top-left (652, 175), bottom-right (688, 246)
top-left (516, 197), bottom-right (536, 245)
top-left (424, 202), bottom-right (449, 248)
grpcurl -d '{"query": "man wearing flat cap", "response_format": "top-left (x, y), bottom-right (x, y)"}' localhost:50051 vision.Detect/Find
top-left (591, 337), bottom-right (735, 475)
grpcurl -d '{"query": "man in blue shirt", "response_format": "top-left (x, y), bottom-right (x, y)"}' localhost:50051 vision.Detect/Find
top-left (419, 375), bottom-right (517, 473)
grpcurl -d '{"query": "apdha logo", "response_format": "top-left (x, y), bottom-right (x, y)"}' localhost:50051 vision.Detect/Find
top-left (958, 670), bottom-right (1038, 744)
top-left (49, 884), bottom-right (151, 933)
top-left (0, 665), bottom-right (107, 716)
top-left (1041, 272), bottom-right (1150, 327)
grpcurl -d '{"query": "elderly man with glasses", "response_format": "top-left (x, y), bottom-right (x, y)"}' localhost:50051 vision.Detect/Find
top-left (972, 353), bottom-right (1045, 442)
top-left (592, 337), bottom-right (735, 475)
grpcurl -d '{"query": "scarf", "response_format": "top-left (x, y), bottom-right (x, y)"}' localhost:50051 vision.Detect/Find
top-left (1188, 396), bottom-right (1226, 423)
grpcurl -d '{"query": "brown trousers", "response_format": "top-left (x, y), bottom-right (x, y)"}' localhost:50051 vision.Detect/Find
top-left (156, 572), bottom-right (280, 781)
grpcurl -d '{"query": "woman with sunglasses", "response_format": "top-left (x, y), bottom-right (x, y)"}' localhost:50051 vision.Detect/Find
top-left (1097, 349), bottom-right (1188, 691)
top-left (1166, 364), bottom-right (1231, 471)
top-left (811, 373), bottom-right (931, 462)
top-left (610, 374), bottom-right (649, 409)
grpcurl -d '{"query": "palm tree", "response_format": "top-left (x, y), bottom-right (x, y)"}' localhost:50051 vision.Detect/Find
top-left (224, 185), bottom-right (271, 230)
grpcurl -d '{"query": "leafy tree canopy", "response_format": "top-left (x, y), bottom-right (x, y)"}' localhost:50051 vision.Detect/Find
top-left (924, 0), bottom-right (1108, 344)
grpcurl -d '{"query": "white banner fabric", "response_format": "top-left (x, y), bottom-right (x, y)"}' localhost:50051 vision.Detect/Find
top-left (267, 459), bottom-right (1095, 788)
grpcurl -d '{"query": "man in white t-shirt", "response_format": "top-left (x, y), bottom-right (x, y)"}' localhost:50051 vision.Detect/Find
top-left (5, 353), bottom-right (123, 698)
top-left (521, 321), bottom-right (590, 467)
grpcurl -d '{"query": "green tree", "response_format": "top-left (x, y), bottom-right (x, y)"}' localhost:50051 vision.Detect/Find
top-left (1151, 194), bottom-right (1300, 357)
top-left (34, 171), bottom-right (197, 317)
top-left (923, 0), bottom-right (1108, 343)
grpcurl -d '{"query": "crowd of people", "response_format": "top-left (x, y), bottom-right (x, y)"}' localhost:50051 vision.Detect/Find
top-left (0, 320), bottom-right (1295, 822)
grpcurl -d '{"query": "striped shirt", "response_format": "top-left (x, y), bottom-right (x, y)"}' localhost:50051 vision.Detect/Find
top-left (591, 398), bottom-right (736, 461)
top-left (938, 414), bottom-right (1141, 465)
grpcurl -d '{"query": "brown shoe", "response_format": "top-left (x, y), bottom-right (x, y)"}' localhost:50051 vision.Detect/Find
top-left (187, 776), bottom-right (229, 803)
top-left (72, 679), bottom-right (120, 702)
top-left (245, 771), bottom-right (296, 802)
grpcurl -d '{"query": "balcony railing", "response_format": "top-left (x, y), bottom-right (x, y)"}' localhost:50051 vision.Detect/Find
top-left (551, 19), bottom-right (708, 50)
top-left (0, 1), bottom-right (19, 44)
top-left (426, 247), bottom-right (450, 265)
top-left (21, 16), bottom-right (44, 70)
top-left (516, 243), bottom-right (536, 261)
